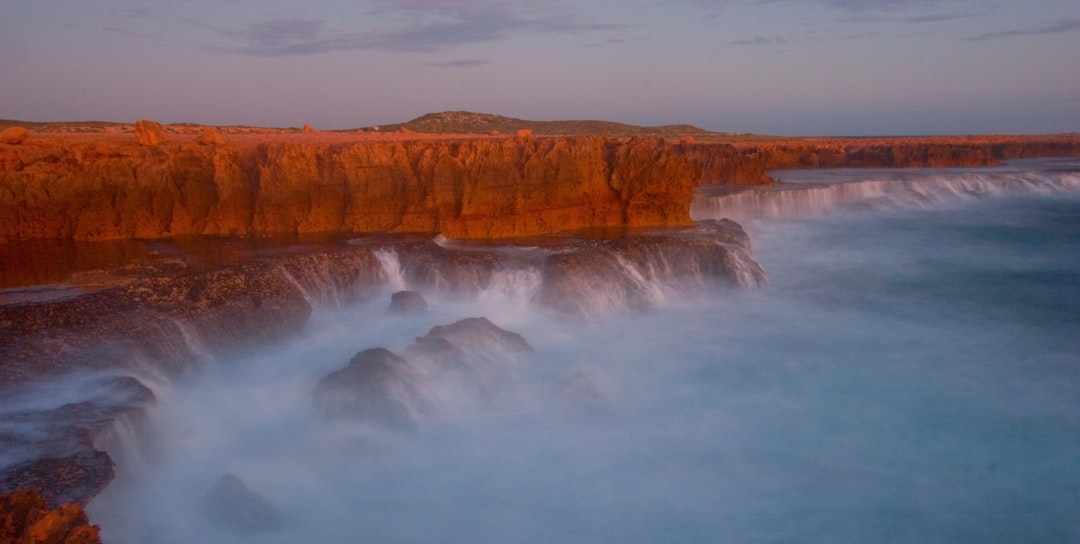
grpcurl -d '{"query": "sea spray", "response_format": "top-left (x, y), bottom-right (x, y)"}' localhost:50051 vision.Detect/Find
top-left (57, 159), bottom-right (1080, 542)
top-left (692, 160), bottom-right (1080, 221)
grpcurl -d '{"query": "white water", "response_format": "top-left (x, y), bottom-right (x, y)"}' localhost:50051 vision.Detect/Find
top-left (692, 159), bottom-right (1080, 221)
top-left (78, 159), bottom-right (1080, 543)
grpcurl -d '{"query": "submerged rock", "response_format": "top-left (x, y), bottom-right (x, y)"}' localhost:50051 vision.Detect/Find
top-left (557, 371), bottom-right (612, 417)
top-left (386, 290), bottom-right (428, 316)
top-left (419, 317), bottom-right (533, 356)
top-left (201, 474), bottom-right (282, 533)
top-left (0, 488), bottom-right (102, 544)
top-left (314, 348), bottom-right (429, 431)
top-left (404, 317), bottom-right (533, 405)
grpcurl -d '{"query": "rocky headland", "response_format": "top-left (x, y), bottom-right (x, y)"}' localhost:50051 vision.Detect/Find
top-left (3, 124), bottom-right (1077, 244)
top-left (2, 116), bottom-right (1079, 521)
top-left (0, 131), bottom-right (768, 242)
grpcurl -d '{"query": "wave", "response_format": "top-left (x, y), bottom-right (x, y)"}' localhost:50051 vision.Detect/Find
top-left (691, 169), bottom-right (1080, 221)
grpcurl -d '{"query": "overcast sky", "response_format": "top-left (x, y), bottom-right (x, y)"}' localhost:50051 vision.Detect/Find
top-left (2, 0), bottom-right (1078, 135)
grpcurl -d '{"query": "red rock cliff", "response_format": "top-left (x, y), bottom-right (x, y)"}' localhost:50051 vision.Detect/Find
top-left (0, 136), bottom-right (768, 242)
top-left (733, 135), bottom-right (1080, 169)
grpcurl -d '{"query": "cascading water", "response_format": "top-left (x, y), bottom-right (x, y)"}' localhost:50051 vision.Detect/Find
top-left (11, 157), bottom-right (1075, 543)
top-left (692, 159), bottom-right (1080, 221)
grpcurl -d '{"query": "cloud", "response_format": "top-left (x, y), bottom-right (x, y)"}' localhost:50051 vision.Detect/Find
top-left (834, 8), bottom-right (985, 25)
top-left (731, 35), bottom-right (789, 46)
top-left (730, 28), bottom-right (876, 46)
top-left (965, 18), bottom-right (1080, 41)
top-left (823, 0), bottom-right (962, 11)
top-left (422, 58), bottom-right (490, 67)
top-left (900, 10), bottom-right (980, 23)
top-left (206, 2), bottom-right (618, 56)
top-left (110, 8), bottom-right (153, 19)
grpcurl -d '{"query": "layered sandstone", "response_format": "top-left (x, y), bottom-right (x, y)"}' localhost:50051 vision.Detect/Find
top-left (0, 135), bottom-right (768, 243)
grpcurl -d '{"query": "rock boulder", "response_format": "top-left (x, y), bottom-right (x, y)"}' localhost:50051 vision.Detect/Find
top-left (201, 474), bottom-right (282, 533)
top-left (0, 488), bottom-right (102, 544)
top-left (0, 127), bottom-right (30, 145)
top-left (196, 126), bottom-right (225, 145)
top-left (314, 348), bottom-right (429, 430)
top-left (134, 120), bottom-right (167, 146)
top-left (385, 290), bottom-right (427, 315)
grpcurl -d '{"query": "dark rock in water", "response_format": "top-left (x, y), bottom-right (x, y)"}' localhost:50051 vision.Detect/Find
top-left (403, 336), bottom-right (468, 369)
top-left (557, 372), bottom-right (612, 417)
top-left (314, 348), bottom-right (428, 431)
top-left (535, 248), bottom-right (654, 317)
top-left (386, 290), bottom-right (428, 315)
top-left (420, 317), bottom-right (533, 356)
top-left (392, 241), bottom-right (505, 295)
top-left (0, 488), bottom-right (102, 544)
top-left (0, 261), bottom-right (314, 385)
top-left (404, 318), bottom-right (533, 405)
top-left (201, 474), bottom-right (282, 533)
top-left (0, 450), bottom-right (114, 507)
top-left (0, 374), bottom-right (155, 507)
top-left (535, 221), bottom-right (766, 319)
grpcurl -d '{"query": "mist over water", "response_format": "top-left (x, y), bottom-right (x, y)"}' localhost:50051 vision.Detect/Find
top-left (81, 160), bottom-right (1080, 543)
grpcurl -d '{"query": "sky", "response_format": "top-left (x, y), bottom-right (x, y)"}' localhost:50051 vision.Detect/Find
top-left (2, 0), bottom-right (1079, 135)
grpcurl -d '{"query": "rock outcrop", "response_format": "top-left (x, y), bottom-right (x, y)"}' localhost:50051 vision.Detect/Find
top-left (201, 474), bottom-right (282, 533)
top-left (0, 375), bottom-right (154, 506)
top-left (385, 290), bottom-right (428, 315)
top-left (133, 120), bottom-right (167, 146)
top-left (0, 136), bottom-right (768, 243)
top-left (534, 220), bottom-right (766, 318)
top-left (0, 126), bottom-right (30, 145)
top-left (314, 348), bottom-right (429, 430)
top-left (418, 317), bottom-right (533, 358)
top-left (196, 126), bottom-right (225, 145)
top-left (0, 488), bottom-right (102, 544)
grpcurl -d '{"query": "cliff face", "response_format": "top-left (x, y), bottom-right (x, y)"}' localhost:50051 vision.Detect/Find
top-left (0, 137), bottom-right (768, 243)
top-left (735, 136), bottom-right (1080, 169)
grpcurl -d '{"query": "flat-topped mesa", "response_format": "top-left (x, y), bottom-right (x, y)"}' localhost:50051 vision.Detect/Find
top-left (0, 136), bottom-right (769, 243)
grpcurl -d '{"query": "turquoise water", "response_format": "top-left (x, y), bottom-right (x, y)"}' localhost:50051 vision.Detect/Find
top-left (88, 159), bottom-right (1080, 543)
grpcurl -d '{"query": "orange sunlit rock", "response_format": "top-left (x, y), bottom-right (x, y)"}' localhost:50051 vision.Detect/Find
top-left (0, 126), bottom-right (30, 145)
top-left (134, 120), bottom-right (167, 146)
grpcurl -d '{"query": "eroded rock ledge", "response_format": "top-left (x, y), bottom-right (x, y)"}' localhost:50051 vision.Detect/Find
top-left (0, 220), bottom-right (763, 506)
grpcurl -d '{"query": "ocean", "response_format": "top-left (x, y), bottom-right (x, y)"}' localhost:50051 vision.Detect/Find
top-left (76, 158), bottom-right (1080, 543)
